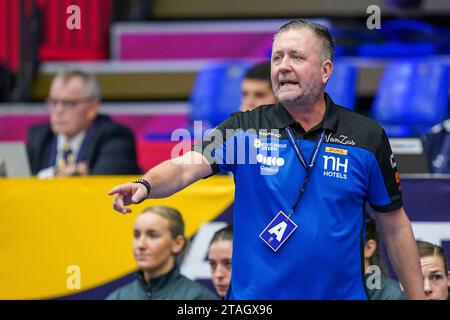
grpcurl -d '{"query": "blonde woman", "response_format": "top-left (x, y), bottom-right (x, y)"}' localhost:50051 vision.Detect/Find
top-left (107, 206), bottom-right (218, 300)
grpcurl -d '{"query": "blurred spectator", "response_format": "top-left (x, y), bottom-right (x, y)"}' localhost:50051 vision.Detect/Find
top-left (417, 240), bottom-right (449, 300)
top-left (208, 225), bottom-right (233, 299)
top-left (240, 62), bottom-right (277, 111)
top-left (364, 216), bottom-right (406, 300)
top-left (27, 70), bottom-right (141, 178)
top-left (424, 119), bottom-right (450, 174)
top-left (107, 206), bottom-right (218, 300)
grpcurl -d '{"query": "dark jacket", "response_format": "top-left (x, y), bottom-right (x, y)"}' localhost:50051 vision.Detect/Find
top-left (27, 114), bottom-right (141, 175)
top-left (106, 266), bottom-right (218, 300)
top-left (366, 273), bottom-right (406, 300)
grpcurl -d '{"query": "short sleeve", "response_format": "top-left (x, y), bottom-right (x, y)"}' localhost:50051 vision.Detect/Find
top-left (367, 130), bottom-right (403, 213)
top-left (191, 113), bottom-right (240, 175)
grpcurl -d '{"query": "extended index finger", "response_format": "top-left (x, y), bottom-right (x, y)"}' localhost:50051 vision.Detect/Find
top-left (108, 183), bottom-right (130, 196)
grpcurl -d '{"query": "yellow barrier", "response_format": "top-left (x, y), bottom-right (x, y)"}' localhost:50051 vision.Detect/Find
top-left (0, 176), bottom-right (234, 299)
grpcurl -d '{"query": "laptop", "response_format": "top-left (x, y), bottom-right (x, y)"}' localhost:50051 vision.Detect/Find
top-left (0, 142), bottom-right (32, 177)
top-left (389, 138), bottom-right (430, 174)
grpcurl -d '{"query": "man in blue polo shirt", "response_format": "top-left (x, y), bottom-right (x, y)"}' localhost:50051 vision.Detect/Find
top-left (109, 19), bottom-right (425, 300)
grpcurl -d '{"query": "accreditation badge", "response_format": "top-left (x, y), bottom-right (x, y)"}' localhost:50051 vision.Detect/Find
top-left (259, 211), bottom-right (297, 252)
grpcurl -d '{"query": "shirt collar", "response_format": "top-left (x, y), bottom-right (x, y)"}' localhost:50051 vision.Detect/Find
top-left (273, 93), bottom-right (339, 133)
top-left (57, 130), bottom-right (86, 157)
top-left (136, 265), bottom-right (180, 291)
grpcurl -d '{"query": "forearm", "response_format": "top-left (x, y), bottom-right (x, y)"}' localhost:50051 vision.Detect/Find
top-left (141, 151), bottom-right (212, 198)
top-left (377, 209), bottom-right (425, 299)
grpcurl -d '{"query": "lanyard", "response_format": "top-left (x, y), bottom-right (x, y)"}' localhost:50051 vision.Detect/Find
top-left (285, 127), bottom-right (325, 217)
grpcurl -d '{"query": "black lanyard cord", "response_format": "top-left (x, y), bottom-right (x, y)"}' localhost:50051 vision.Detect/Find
top-left (285, 128), bottom-right (326, 218)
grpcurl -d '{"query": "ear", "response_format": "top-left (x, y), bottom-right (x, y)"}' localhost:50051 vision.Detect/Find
top-left (322, 60), bottom-right (333, 85)
top-left (364, 239), bottom-right (377, 259)
top-left (171, 235), bottom-right (185, 255)
top-left (86, 100), bottom-right (100, 122)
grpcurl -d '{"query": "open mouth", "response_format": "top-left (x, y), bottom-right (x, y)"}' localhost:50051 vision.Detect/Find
top-left (280, 79), bottom-right (299, 87)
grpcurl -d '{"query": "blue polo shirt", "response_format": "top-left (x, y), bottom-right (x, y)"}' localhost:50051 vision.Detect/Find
top-left (193, 94), bottom-right (403, 300)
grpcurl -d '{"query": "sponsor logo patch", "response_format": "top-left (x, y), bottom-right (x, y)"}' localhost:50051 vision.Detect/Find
top-left (253, 138), bottom-right (287, 151)
top-left (323, 155), bottom-right (349, 180)
top-left (325, 146), bottom-right (348, 155)
top-left (256, 154), bottom-right (285, 167)
top-left (256, 154), bottom-right (285, 176)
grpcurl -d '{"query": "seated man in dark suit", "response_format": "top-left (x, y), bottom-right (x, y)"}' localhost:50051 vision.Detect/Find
top-left (27, 70), bottom-right (141, 177)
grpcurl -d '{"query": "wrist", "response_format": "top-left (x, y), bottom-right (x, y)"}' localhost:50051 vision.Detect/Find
top-left (133, 178), bottom-right (151, 198)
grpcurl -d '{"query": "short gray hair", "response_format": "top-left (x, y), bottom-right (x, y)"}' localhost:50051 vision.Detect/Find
top-left (275, 19), bottom-right (335, 62)
top-left (53, 69), bottom-right (101, 100)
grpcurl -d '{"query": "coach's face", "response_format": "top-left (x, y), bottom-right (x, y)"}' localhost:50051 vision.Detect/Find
top-left (48, 76), bottom-right (99, 139)
top-left (271, 28), bottom-right (331, 108)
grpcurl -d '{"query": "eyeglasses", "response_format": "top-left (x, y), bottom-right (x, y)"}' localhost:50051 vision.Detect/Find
top-left (46, 98), bottom-right (94, 110)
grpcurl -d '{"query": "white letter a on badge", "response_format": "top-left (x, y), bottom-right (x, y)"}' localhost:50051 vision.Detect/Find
top-left (268, 221), bottom-right (287, 242)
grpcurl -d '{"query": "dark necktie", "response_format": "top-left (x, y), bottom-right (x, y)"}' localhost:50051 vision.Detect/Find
top-left (58, 143), bottom-right (74, 169)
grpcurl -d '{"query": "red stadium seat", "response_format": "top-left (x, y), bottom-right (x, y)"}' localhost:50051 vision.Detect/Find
top-left (37, 0), bottom-right (111, 61)
top-left (0, 0), bottom-right (21, 72)
top-left (136, 138), bottom-right (192, 172)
